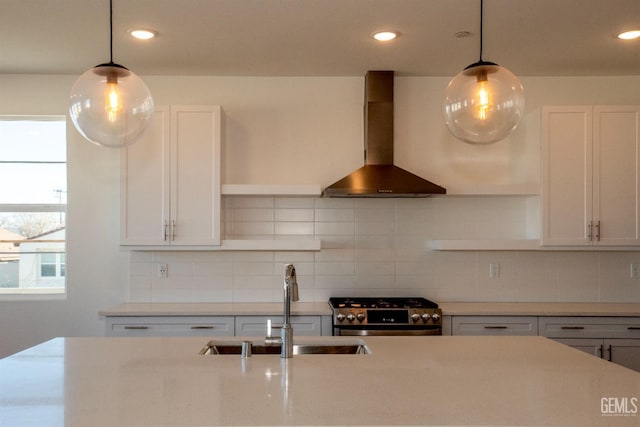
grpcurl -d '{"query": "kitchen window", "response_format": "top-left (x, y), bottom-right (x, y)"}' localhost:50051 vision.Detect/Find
top-left (0, 117), bottom-right (66, 297)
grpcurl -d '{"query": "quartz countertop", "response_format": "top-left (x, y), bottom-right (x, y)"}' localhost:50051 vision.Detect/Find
top-left (438, 302), bottom-right (640, 316)
top-left (1, 335), bottom-right (638, 426)
top-left (99, 302), bottom-right (333, 317)
top-left (99, 302), bottom-right (640, 317)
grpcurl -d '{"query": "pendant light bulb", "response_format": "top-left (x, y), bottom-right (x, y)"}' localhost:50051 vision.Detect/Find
top-left (443, 0), bottom-right (524, 145)
top-left (69, 0), bottom-right (154, 148)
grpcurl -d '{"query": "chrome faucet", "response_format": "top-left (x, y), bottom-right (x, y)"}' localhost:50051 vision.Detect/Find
top-left (281, 263), bottom-right (299, 358)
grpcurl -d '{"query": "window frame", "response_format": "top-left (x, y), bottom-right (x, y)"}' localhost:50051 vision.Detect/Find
top-left (0, 115), bottom-right (67, 300)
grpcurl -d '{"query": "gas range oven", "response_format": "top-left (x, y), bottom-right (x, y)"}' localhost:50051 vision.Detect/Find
top-left (328, 297), bottom-right (442, 336)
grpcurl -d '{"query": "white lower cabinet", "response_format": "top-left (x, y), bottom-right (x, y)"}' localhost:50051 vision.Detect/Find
top-left (235, 316), bottom-right (323, 337)
top-left (105, 315), bottom-right (329, 337)
top-left (451, 316), bottom-right (538, 336)
top-left (106, 316), bottom-right (234, 337)
top-left (539, 316), bottom-right (640, 371)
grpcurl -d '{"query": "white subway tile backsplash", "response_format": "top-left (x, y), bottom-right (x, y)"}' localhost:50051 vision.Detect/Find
top-left (194, 262), bottom-right (233, 276)
top-left (232, 275), bottom-right (275, 289)
top-left (515, 252), bottom-right (558, 302)
top-left (232, 262), bottom-right (275, 276)
top-left (314, 248), bottom-right (355, 262)
top-left (315, 262), bottom-right (355, 276)
top-left (355, 221), bottom-right (395, 236)
top-left (314, 198), bottom-right (354, 209)
top-left (231, 197), bottom-right (274, 209)
top-left (130, 262), bottom-right (153, 277)
top-left (192, 289), bottom-right (233, 302)
top-left (274, 222), bottom-right (314, 235)
top-left (231, 222), bottom-right (275, 236)
top-left (275, 208), bottom-right (314, 222)
top-left (233, 208), bottom-right (274, 222)
top-left (274, 251), bottom-right (315, 262)
top-left (232, 289), bottom-right (274, 302)
top-left (128, 196), bottom-right (640, 304)
top-left (315, 222), bottom-right (354, 235)
top-left (355, 261), bottom-right (395, 277)
top-left (556, 252), bottom-right (599, 302)
top-left (315, 208), bottom-right (355, 222)
top-left (355, 207), bottom-right (395, 222)
top-left (314, 274), bottom-right (355, 289)
top-left (275, 197), bottom-right (315, 209)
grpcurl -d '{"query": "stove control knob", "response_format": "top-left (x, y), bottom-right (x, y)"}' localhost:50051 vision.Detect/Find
top-left (346, 312), bottom-right (356, 322)
top-left (431, 313), bottom-right (441, 323)
top-left (336, 312), bottom-right (346, 322)
top-left (411, 313), bottom-right (421, 323)
top-left (421, 313), bottom-right (431, 322)
top-left (356, 313), bottom-right (366, 322)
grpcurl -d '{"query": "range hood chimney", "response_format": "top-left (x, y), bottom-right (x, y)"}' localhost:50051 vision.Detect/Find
top-left (323, 71), bottom-right (446, 197)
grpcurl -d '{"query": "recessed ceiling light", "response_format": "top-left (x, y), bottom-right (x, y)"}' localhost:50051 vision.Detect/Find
top-left (618, 30), bottom-right (640, 40)
top-left (129, 29), bottom-right (157, 40)
top-left (372, 31), bottom-right (398, 42)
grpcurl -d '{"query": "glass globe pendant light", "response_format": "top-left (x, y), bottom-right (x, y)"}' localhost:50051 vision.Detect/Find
top-left (443, 0), bottom-right (524, 145)
top-left (69, 0), bottom-right (154, 148)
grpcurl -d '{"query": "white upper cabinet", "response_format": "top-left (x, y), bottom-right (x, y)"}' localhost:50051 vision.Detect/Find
top-left (542, 106), bottom-right (640, 246)
top-left (121, 105), bottom-right (222, 246)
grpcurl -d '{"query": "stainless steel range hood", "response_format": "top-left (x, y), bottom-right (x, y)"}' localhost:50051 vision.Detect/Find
top-left (323, 71), bottom-right (446, 197)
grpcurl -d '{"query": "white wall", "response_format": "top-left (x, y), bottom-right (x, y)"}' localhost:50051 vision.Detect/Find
top-left (0, 74), bottom-right (639, 358)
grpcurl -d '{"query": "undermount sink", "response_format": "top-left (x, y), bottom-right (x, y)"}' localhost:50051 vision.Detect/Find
top-left (199, 340), bottom-right (369, 356)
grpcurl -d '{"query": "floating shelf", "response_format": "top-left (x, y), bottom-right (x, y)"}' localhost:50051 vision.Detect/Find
top-left (125, 239), bottom-right (321, 252)
top-left (431, 239), bottom-right (640, 251)
top-left (222, 184), bottom-right (322, 196)
top-left (218, 239), bottom-right (321, 251)
top-left (431, 239), bottom-right (541, 251)
top-left (443, 184), bottom-right (540, 196)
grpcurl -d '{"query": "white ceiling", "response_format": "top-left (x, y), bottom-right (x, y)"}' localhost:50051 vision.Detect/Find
top-left (2, 0), bottom-right (639, 77)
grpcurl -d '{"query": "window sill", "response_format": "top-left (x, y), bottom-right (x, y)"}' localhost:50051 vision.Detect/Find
top-left (0, 288), bottom-right (66, 301)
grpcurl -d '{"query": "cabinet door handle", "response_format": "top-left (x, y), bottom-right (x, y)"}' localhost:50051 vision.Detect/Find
top-left (124, 326), bottom-right (149, 330)
top-left (560, 326), bottom-right (585, 330)
top-left (163, 221), bottom-right (169, 241)
top-left (628, 327), bottom-right (640, 330)
top-left (595, 220), bottom-right (601, 241)
top-left (607, 344), bottom-right (612, 362)
top-left (587, 222), bottom-right (593, 241)
top-left (171, 220), bottom-right (176, 241)
top-left (190, 326), bottom-right (214, 330)
top-left (598, 344), bottom-right (603, 358)
top-left (484, 325), bottom-right (508, 329)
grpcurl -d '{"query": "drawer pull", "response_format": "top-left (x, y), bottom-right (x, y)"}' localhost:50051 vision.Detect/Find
top-left (560, 326), bottom-right (585, 330)
top-left (628, 327), bottom-right (640, 330)
top-left (190, 326), bottom-right (214, 330)
top-left (123, 326), bottom-right (149, 330)
top-left (484, 326), bottom-right (508, 329)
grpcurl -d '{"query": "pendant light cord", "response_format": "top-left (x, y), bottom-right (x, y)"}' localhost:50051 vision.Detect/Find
top-left (479, 0), bottom-right (484, 62)
top-left (109, 0), bottom-right (114, 64)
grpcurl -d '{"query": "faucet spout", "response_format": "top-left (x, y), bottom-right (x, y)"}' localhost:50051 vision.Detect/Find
top-left (281, 264), bottom-right (299, 358)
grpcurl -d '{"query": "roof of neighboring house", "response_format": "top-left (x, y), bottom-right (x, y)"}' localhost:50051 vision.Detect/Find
top-left (27, 226), bottom-right (65, 240)
top-left (0, 228), bottom-right (25, 262)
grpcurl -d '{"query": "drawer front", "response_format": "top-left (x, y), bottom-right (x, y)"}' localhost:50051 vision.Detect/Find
top-left (235, 316), bottom-right (322, 336)
top-left (452, 316), bottom-right (538, 336)
top-left (539, 317), bottom-right (640, 339)
top-left (106, 316), bottom-right (235, 337)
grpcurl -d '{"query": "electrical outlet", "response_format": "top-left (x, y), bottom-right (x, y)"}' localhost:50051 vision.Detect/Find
top-left (489, 263), bottom-right (500, 278)
top-left (630, 263), bottom-right (640, 279)
top-left (157, 263), bottom-right (168, 278)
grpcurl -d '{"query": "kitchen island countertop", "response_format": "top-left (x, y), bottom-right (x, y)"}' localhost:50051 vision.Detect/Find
top-left (1, 335), bottom-right (638, 426)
